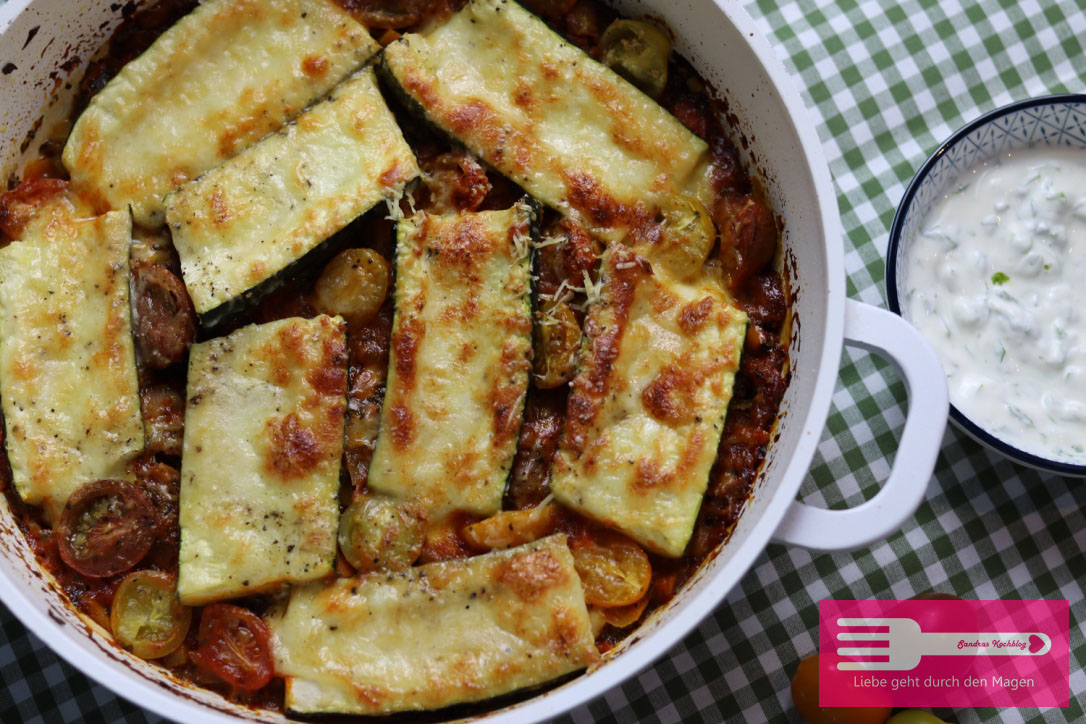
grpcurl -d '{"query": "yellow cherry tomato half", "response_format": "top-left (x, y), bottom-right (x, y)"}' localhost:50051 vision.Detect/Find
top-left (462, 504), bottom-right (559, 551)
top-left (338, 495), bottom-right (426, 573)
top-left (110, 570), bottom-right (191, 660)
top-left (313, 248), bottom-right (390, 324)
top-left (570, 532), bottom-right (651, 608)
top-left (599, 595), bottom-right (650, 628)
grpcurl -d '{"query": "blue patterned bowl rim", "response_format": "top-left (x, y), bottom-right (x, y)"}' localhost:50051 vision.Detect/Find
top-left (886, 94), bottom-right (1086, 477)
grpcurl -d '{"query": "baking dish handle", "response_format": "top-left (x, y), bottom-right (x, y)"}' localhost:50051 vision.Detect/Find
top-left (772, 299), bottom-right (948, 551)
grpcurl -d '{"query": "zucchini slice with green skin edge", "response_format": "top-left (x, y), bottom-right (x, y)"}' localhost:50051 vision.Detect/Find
top-left (550, 244), bottom-right (748, 558)
top-left (63, 0), bottom-right (379, 228)
top-left (166, 68), bottom-right (420, 332)
top-left (178, 315), bottom-right (348, 606)
top-left (0, 200), bottom-right (144, 524)
top-left (379, 0), bottom-right (715, 244)
top-left (368, 198), bottom-right (537, 518)
top-left (269, 534), bottom-right (599, 715)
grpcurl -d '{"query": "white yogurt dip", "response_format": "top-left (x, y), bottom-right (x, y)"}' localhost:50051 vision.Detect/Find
top-left (903, 147), bottom-right (1086, 465)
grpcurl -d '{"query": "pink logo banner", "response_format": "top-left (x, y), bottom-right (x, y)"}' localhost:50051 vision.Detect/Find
top-left (819, 599), bottom-right (1068, 707)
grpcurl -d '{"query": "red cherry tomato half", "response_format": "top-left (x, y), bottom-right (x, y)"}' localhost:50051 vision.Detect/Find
top-left (791, 654), bottom-right (892, 724)
top-left (56, 479), bottom-right (156, 578)
top-left (0, 177), bottom-right (67, 240)
top-left (190, 603), bottom-right (274, 692)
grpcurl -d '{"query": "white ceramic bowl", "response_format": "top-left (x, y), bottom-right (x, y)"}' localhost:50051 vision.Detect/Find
top-left (0, 1), bottom-right (950, 721)
top-left (886, 94), bottom-right (1086, 478)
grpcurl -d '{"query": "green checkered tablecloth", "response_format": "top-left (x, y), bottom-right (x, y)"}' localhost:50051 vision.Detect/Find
top-left (2, 1), bottom-right (1084, 722)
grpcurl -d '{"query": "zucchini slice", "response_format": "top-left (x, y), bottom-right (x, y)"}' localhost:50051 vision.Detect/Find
top-left (550, 245), bottom-right (748, 557)
top-left (0, 200), bottom-right (144, 524)
top-left (177, 315), bottom-right (347, 605)
top-left (269, 534), bottom-right (598, 714)
top-left (367, 200), bottom-right (536, 518)
top-left (63, 0), bottom-right (378, 227)
top-left (165, 68), bottom-right (419, 329)
top-left (380, 0), bottom-right (714, 242)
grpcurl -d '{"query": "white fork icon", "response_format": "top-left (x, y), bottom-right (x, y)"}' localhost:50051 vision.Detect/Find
top-left (835, 617), bottom-right (1052, 671)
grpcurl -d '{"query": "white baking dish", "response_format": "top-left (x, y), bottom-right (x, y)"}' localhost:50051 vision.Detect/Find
top-left (0, 1), bottom-right (949, 721)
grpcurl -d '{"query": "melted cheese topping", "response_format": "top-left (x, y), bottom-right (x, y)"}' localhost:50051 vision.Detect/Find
top-left (382, 0), bottom-right (714, 242)
top-left (550, 247), bottom-right (747, 557)
top-left (63, 0), bottom-right (377, 227)
top-left (166, 68), bottom-right (419, 324)
top-left (0, 200), bottom-right (143, 523)
top-left (368, 202), bottom-right (534, 517)
top-left (269, 534), bottom-right (599, 714)
top-left (178, 316), bottom-right (347, 605)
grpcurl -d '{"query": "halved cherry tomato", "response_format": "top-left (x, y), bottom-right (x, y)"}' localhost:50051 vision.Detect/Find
top-left (313, 248), bottom-right (390, 325)
top-left (337, 495), bottom-right (425, 573)
top-left (56, 480), bottom-right (156, 578)
top-left (190, 603), bottom-right (274, 692)
top-left (0, 177), bottom-right (68, 240)
top-left (654, 194), bottom-right (717, 279)
top-left (599, 595), bottom-right (650, 628)
top-left (600, 19), bottom-right (672, 99)
top-left (462, 504), bottom-right (559, 551)
top-left (533, 299), bottom-right (581, 389)
top-left (791, 654), bottom-right (892, 724)
top-left (569, 531), bottom-right (651, 608)
top-left (110, 570), bottom-right (191, 659)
